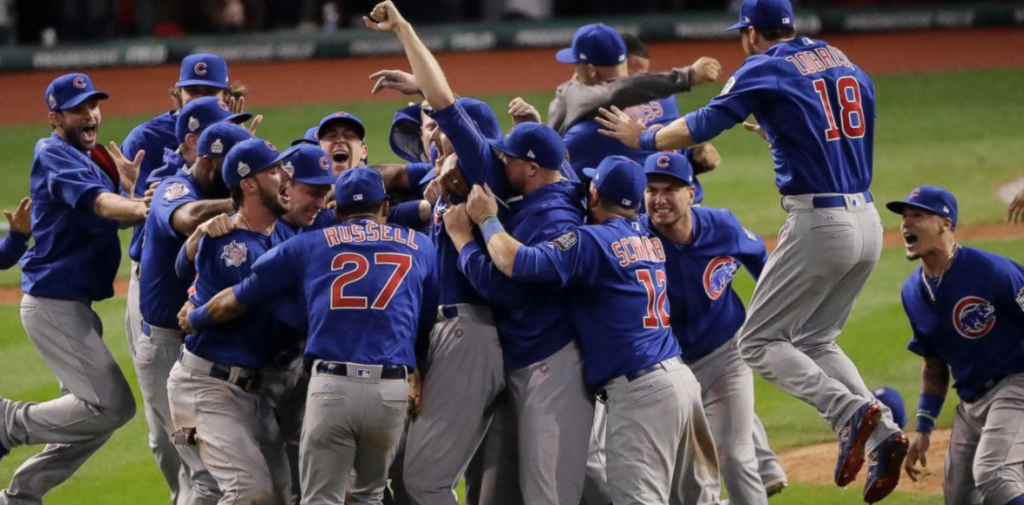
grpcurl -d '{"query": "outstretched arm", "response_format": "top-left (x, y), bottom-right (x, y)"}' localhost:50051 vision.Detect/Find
top-left (595, 106), bottom-right (696, 151)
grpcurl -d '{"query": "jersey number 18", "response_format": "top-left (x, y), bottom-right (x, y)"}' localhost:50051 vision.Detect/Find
top-left (813, 76), bottom-right (865, 141)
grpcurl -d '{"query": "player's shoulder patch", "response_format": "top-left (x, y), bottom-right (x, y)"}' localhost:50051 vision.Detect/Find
top-left (164, 182), bottom-right (191, 201)
top-left (221, 240), bottom-right (248, 267)
top-left (742, 227), bottom-right (758, 242)
top-left (719, 76), bottom-right (737, 96)
top-left (1016, 286), bottom-right (1024, 314)
top-left (548, 230), bottom-right (579, 252)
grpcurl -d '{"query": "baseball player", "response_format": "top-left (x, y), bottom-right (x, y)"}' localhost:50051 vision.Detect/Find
top-left (183, 167), bottom-right (438, 504)
top-left (137, 121), bottom-right (253, 505)
top-left (0, 198), bottom-right (32, 270)
top-left (596, 0), bottom-right (908, 500)
top-left (317, 111), bottom-right (369, 176)
top-left (445, 156), bottom-right (721, 505)
top-left (121, 65), bottom-right (243, 494)
top-left (641, 152), bottom-right (778, 504)
top-left (291, 127), bottom-right (320, 147)
top-left (548, 23), bottom-right (720, 178)
top-left (891, 186), bottom-right (1024, 505)
top-left (0, 73), bottom-right (147, 504)
top-left (365, 5), bottom-right (522, 504)
top-left (167, 137), bottom-right (291, 505)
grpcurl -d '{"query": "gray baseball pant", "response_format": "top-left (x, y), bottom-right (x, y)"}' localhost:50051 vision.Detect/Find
top-left (0, 295), bottom-right (136, 505)
top-left (604, 357), bottom-right (721, 505)
top-left (129, 263), bottom-right (190, 504)
top-left (463, 396), bottom-right (519, 505)
top-left (944, 373), bottom-right (1024, 505)
top-left (403, 304), bottom-right (521, 505)
top-left (167, 351), bottom-right (291, 505)
top-left (737, 196), bottom-right (900, 452)
top-left (581, 401), bottom-right (611, 505)
top-left (752, 416), bottom-right (787, 487)
top-left (138, 324), bottom-right (220, 505)
top-left (688, 339), bottom-right (766, 505)
top-left (262, 352), bottom-right (308, 504)
top-left (507, 340), bottom-right (594, 505)
top-left (302, 362), bottom-right (409, 504)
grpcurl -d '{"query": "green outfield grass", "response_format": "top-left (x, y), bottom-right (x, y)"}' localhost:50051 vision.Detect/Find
top-left (0, 67), bottom-right (1023, 504)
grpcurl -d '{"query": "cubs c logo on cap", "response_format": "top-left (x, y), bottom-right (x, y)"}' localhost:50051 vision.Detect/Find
top-left (335, 112), bottom-right (348, 118)
top-left (265, 140), bottom-right (277, 151)
top-left (953, 296), bottom-right (996, 339)
top-left (909, 187), bottom-right (922, 199)
top-left (319, 156), bottom-right (330, 171)
top-left (656, 155), bottom-right (671, 168)
top-left (72, 76), bottom-right (87, 89)
top-left (703, 256), bottom-right (739, 300)
top-left (195, 62), bottom-right (208, 75)
top-left (218, 101), bottom-right (229, 111)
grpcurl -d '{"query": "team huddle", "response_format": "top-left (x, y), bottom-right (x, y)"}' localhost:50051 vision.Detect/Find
top-left (0, 0), bottom-right (1022, 504)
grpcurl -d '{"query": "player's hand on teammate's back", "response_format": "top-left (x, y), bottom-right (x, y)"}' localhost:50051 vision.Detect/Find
top-left (743, 121), bottom-right (770, 144)
top-left (595, 106), bottom-right (644, 149)
top-left (369, 70), bottom-right (421, 96)
top-left (1008, 186), bottom-right (1024, 223)
top-left (509, 97), bottom-right (542, 125)
top-left (690, 143), bottom-right (721, 175)
top-left (690, 57), bottom-right (722, 85)
top-left (442, 204), bottom-right (473, 249)
top-left (466, 184), bottom-right (499, 225)
top-left (363, 1), bottom-right (408, 33)
top-left (4, 197), bottom-right (32, 235)
top-left (107, 141), bottom-right (145, 197)
top-left (178, 300), bottom-right (197, 334)
top-left (199, 214), bottom-right (237, 239)
top-left (408, 369), bottom-right (423, 421)
top-left (904, 431), bottom-right (930, 482)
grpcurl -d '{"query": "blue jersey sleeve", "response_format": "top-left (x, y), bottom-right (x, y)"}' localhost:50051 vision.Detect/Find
top-left (388, 200), bottom-right (426, 229)
top-left (427, 102), bottom-right (507, 199)
top-left (175, 241), bottom-right (196, 280)
top-left (152, 180), bottom-right (199, 239)
top-left (40, 146), bottom-right (110, 213)
top-left (511, 229), bottom-right (593, 287)
top-left (727, 213), bottom-right (769, 280)
top-left (996, 257), bottom-right (1024, 326)
top-left (406, 162), bottom-right (433, 195)
top-left (684, 57), bottom-right (778, 144)
top-left (0, 232), bottom-right (30, 270)
top-left (417, 259), bottom-right (439, 367)
top-left (902, 280), bottom-right (939, 358)
top-left (233, 242), bottom-right (302, 309)
top-left (458, 241), bottom-right (527, 306)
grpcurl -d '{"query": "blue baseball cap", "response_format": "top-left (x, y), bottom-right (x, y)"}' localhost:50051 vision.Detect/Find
top-left (45, 73), bottom-right (109, 112)
top-left (222, 137), bottom-right (285, 189)
top-left (556, 24), bottom-right (627, 67)
top-left (885, 185), bottom-right (958, 228)
top-left (317, 111), bottom-right (366, 141)
top-left (197, 122), bottom-right (253, 158)
top-left (291, 127), bottom-right (320, 146)
top-left (726, 0), bottom-right (796, 31)
top-left (281, 144), bottom-right (335, 186)
top-left (176, 54), bottom-right (230, 89)
top-left (488, 122), bottom-right (565, 170)
top-left (335, 168), bottom-right (387, 208)
top-left (176, 96), bottom-right (251, 144)
top-left (390, 103), bottom-right (426, 163)
top-left (873, 387), bottom-right (906, 429)
top-left (643, 152), bottom-right (694, 186)
top-left (582, 155), bottom-right (646, 209)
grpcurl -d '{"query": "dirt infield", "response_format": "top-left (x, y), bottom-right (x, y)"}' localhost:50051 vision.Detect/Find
top-left (1, 28), bottom-right (1022, 126)
top-left (781, 429), bottom-right (948, 494)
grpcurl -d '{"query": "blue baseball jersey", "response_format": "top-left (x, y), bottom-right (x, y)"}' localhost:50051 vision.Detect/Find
top-left (139, 169), bottom-right (206, 329)
top-left (233, 218), bottom-right (437, 368)
top-left (685, 37), bottom-right (875, 196)
top-left (903, 246), bottom-right (1024, 403)
top-left (186, 227), bottom-right (278, 369)
top-left (458, 181), bottom-right (584, 368)
top-left (564, 97), bottom-right (704, 202)
top-left (427, 101), bottom-right (507, 306)
top-left (511, 217), bottom-right (681, 390)
top-left (0, 232), bottom-right (30, 270)
top-left (122, 111), bottom-right (178, 262)
top-left (640, 207), bottom-right (768, 361)
top-left (21, 133), bottom-right (120, 301)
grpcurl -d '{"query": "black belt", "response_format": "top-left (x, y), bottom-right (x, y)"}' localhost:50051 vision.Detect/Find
top-left (596, 356), bottom-right (682, 403)
top-left (316, 361), bottom-right (408, 380)
top-left (177, 351), bottom-right (262, 391)
top-left (811, 191), bottom-right (873, 209)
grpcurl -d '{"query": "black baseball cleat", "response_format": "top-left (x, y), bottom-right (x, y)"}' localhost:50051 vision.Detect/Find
top-left (863, 432), bottom-right (909, 503)
top-left (835, 402), bottom-right (882, 487)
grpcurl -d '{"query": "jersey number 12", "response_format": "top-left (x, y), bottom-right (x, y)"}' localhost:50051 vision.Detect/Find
top-left (813, 76), bottom-right (865, 141)
top-left (331, 252), bottom-right (412, 310)
top-left (637, 269), bottom-right (670, 329)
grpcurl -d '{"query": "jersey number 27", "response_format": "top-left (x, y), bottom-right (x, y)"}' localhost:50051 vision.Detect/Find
top-left (813, 76), bottom-right (865, 141)
top-left (331, 252), bottom-right (412, 310)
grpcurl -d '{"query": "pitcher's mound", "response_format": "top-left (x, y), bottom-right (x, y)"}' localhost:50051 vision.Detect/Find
top-left (779, 429), bottom-right (949, 495)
